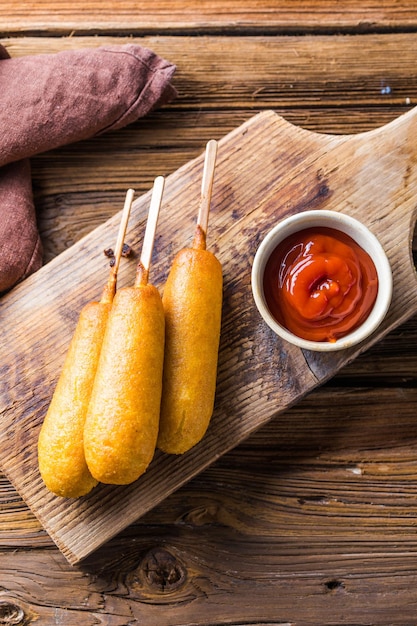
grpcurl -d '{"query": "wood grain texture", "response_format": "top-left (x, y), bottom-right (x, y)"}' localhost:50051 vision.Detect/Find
top-left (2, 4), bottom-right (417, 623)
top-left (2, 108), bottom-right (417, 565)
top-left (2, 383), bottom-right (417, 623)
top-left (2, 0), bottom-right (417, 33)
top-left (4, 33), bottom-right (417, 109)
top-left (1, 32), bottom-right (414, 264)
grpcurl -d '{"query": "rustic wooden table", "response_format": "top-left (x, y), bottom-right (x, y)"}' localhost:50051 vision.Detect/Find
top-left (2, 2), bottom-right (417, 624)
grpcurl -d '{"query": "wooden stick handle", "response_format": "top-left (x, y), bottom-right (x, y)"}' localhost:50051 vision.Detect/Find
top-left (194, 139), bottom-right (218, 249)
top-left (112, 188), bottom-right (135, 275)
top-left (135, 176), bottom-right (165, 286)
top-left (101, 188), bottom-right (135, 303)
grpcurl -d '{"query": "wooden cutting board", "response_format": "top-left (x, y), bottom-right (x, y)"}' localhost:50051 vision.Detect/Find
top-left (1, 109), bottom-right (417, 565)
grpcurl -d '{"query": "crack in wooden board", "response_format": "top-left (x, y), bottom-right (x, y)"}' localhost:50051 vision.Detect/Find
top-left (1, 109), bottom-right (417, 564)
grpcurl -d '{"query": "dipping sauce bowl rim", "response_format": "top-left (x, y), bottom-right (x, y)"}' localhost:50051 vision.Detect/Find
top-left (251, 209), bottom-right (393, 352)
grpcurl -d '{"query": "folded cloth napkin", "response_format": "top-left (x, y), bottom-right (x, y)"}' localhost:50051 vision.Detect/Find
top-left (0, 159), bottom-right (42, 292)
top-left (0, 43), bottom-right (176, 293)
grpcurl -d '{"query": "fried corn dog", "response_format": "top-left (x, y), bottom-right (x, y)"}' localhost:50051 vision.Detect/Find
top-left (83, 176), bottom-right (165, 485)
top-left (38, 189), bottom-right (134, 497)
top-left (157, 140), bottom-right (223, 454)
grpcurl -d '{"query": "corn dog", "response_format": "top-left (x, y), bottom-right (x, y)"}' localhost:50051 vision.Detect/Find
top-left (157, 140), bottom-right (223, 454)
top-left (83, 176), bottom-right (165, 485)
top-left (38, 189), bottom-right (134, 498)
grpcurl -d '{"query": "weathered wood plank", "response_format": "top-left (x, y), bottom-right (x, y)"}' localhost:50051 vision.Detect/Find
top-left (1, 0), bottom-right (417, 33)
top-left (2, 383), bottom-right (417, 539)
top-left (2, 108), bottom-right (417, 564)
top-left (2, 381), bottom-right (417, 624)
top-left (1, 8), bottom-right (417, 622)
top-left (30, 106), bottom-right (413, 261)
top-left (1, 32), bottom-right (412, 264)
top-left (34, 104), bottom-right (416, 262)
top-left (3, 34), bottom-right (417, 109)
top-left (1, 539), bottom-right (417, 625)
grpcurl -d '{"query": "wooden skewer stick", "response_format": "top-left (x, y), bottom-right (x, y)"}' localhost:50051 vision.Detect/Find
top-left (135, 175), bottom-right (165, 286)
top-left (101, 187), bottom-right (135, 303)
top-left (194, 139), bottom-right (218, 250)
top-left (112, 188), bottom-right (135, 276)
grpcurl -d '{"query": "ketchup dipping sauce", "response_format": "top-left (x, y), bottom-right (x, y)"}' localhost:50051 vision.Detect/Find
top-left (251, 210), bottom-right (393, 351)
top-left (263, 226), bottom-right (378, 343)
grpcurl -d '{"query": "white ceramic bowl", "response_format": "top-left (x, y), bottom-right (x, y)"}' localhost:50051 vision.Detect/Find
top-left (251, 210), bottom-right (393, 351)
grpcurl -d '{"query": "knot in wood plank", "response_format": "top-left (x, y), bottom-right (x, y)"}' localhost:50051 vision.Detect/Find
top-left (0, 601), bottom-right (26, 625)
top-left (180, 504), bottom-right (220, 526)
top-left (324, 579), bottom-right (345, 593)
top-left (138, 547), bottom-right (186, 592)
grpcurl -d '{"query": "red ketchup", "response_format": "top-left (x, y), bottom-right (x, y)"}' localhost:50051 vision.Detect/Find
top-left (263, 226), bottom-right (379, 343)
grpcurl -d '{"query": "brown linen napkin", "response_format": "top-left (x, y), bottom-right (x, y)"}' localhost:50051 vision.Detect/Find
top-left (0, 44), bottom-right (41, 293)
top-left (0, 43), bottom-right (176, 293)
top-left (0, 159), bottom-right (42, 293)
